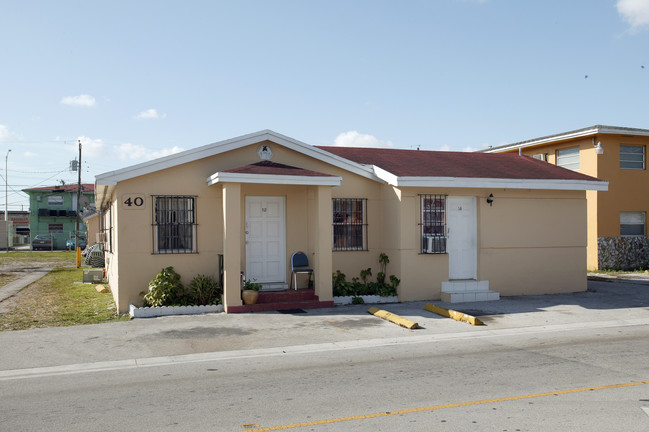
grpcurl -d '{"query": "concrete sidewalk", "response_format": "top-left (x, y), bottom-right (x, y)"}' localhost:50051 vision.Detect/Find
top-left (0, 268), bottom-right (52, 303)
top-left (0, 276), bottom-right (648, 373)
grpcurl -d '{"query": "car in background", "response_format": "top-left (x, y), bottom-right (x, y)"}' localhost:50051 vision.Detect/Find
top-left (66, 236), bottom-right (87, 250)
top-left (32, 234), bottom-right (53, 251)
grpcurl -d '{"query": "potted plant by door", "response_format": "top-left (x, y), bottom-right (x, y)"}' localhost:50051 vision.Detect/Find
top-left (242, 279), bottom-right (262, 305)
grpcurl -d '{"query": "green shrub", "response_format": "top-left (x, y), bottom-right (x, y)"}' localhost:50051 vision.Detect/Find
top-left (242, 279), bottom-right (262, 291)
top-left (188, 274), bottom-right (222, 305)
top-left (143, 266), bottom-right (187, 307)
top-left (332, 270), bottom-right (355, 296)
top-left (332, 253), bottom-right (399, 298)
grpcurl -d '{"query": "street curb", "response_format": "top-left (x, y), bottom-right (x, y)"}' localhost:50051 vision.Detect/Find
top-left (4, 317), bottom-right (649, 381)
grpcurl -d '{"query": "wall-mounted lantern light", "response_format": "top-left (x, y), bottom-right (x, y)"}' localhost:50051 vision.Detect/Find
top-left (593, 137), bottom-right (604, 155)
top-left (487, 193), bottom-right (494, 206)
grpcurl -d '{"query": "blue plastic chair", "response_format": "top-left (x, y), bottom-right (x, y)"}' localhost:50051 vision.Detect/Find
top-left (290, 251), bottom-right (313, 290)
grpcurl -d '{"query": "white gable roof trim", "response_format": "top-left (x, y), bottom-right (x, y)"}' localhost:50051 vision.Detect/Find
top-left (207, 172), bottom-right (342, 186)
top-left (95, 130), bottom-right (380, 186)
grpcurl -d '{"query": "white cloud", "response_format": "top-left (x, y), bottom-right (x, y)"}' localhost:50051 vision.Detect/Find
top-left (0, 124), bottom-right (17, 141)
top-left (438, 144), bottom-right (452, 151)
top-left (134, 108), bottom-right (166, 119)
top-left (113, 143), bottom-right (148, 160)
top-left (462, 142), bottom-right (491, 152)
top-left (149, 146), bottom-right (183, 159)
top-left (617, 0), bottom-right (649, 32)
top-left (24, 151), bottom-right (39, 157)
top-left (113, 143), bottom-right (183, 161)
top-left (74, 136), bottom-right (107, 158)
top-left (333, 131), bottom-right (394, 148)
top-left (61, 94), bottom-right (96, 107)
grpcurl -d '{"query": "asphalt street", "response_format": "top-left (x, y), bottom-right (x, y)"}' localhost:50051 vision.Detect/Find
top-left (1, 275), bottom-right (649, 431)
top-left (0, 276), bottom-right (648, 374)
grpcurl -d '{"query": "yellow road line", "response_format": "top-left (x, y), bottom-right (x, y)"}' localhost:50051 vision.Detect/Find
top-left (236, 380), bottom-right (649, 432)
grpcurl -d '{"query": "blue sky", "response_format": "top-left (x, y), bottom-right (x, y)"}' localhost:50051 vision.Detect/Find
top-left (1, 0), bottom-right (648, 211)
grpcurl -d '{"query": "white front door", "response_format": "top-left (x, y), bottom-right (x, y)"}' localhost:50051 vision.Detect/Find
top-left (245, 196), bottom-right (286, 285)
top-left (447, 196), bottom-right (477, 280)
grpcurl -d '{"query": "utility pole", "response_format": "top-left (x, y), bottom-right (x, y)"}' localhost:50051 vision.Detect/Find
top-left (76, 140), bottom-right (82, 267)
top-left (5, 149), bottom-right (10, 252)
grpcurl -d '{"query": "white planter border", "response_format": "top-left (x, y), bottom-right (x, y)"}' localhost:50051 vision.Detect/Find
top-left (129, 303), bottom-right (223, 318)
top-left (333, 295), bottom-right (398, 306)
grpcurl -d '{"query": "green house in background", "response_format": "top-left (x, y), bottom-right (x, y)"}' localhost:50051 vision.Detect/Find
top-left (23, 184), bottom-right (95, 250)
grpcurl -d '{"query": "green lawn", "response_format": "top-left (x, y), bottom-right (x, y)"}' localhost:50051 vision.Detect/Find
top-left (0, 251), bottom-right (129, 330)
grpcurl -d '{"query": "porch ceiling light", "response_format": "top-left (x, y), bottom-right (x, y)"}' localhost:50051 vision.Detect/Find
top-left (487, 193), bottom-right (494, 206)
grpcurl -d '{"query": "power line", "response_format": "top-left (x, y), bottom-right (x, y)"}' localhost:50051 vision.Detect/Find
top-left (9, 169), bottom-right (73, 174)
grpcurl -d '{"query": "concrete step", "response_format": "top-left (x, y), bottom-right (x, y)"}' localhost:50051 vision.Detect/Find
top-left (258, 289), bottom-right (317, 304)
top-left (261, 283), bottom-right (289, 291)
top-left (441, 290), bottom-right (500, 303)
top-left (227, 299), bottom-right (334, 313)
top-left (442, 280), bottom-right (490, 293)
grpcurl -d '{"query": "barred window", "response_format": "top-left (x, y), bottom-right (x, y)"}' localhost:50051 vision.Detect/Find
top-left (153, 196), bottom-right (197, 253)
top-left (333, 198), bottom-right (367, 251)
top-left (420, 194), bottom-right (446, 254)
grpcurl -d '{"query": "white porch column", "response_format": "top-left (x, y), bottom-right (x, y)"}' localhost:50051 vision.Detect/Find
top-left (313, 185), bottom-right (333, 300)
top-left (222, 182), bottom-right (242, 311)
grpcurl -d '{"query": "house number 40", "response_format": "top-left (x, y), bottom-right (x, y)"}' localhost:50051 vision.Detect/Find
top-left (124, 197), bottom-right (144, 207)
top-left (122, 194), bottom-right (145, 209)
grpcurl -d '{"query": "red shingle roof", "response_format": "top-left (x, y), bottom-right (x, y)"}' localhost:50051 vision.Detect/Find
top-left (223, 161), bottom-right (335, 177)
top-left (23, 183), bottom-right (95, 193)
top-left (317, 147), bottom-right (600, 181)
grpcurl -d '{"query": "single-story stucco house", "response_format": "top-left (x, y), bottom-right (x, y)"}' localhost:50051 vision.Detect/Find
top-left (94, 130), bottom-right (608, 313)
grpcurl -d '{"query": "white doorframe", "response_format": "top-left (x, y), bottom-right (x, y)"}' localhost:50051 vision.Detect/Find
top-left (245, 196), bottom-right (286, 285)
top-left (447, 196), bottom-right (477, 280)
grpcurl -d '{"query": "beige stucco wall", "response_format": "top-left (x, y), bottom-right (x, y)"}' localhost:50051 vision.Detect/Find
top-left (102, 138), bottom-right (591, 313)
top-left (103, 141), bottom-right (369, 312)
top-left (478, 189), bottom-right (587, 295)
top-left (384, 187), bottom-right (587, 300)
top-left (84, 214), bottom-right (99, 248)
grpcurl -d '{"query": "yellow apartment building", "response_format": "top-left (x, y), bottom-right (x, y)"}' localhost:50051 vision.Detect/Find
top-left (483, 125), bottom-right (649, 270)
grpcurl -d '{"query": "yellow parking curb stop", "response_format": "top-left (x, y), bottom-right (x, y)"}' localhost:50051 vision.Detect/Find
top-left (424, 303), bottom-right (484, 326)
top-left (367, 307), bottom-right (419, 329)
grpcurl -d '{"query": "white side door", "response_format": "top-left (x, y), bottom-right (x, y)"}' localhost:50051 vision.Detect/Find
top-left (245, 196), bottom-right (286, 285)
top-left (447, 196), bottom-right (477, 280)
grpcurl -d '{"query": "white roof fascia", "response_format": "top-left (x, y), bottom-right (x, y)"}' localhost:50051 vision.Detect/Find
top-left (372, 165), bottom-right (399, 185)
top-left (484, 125), bottom-right (649, 154)
top-left (95, 130), bottom-right (380, 186)
top-left (597, 126), bottom-right (649, 137)
top-left (95, 183), bottom-right (114, 211)
top-left (82, 211), bottom-right (100, 222)
top-left (386, 176), bottom-right (609, 191)
top-left (207, 172), bottom-right (342, 186)
top-left (483, 127), bottom-right (600, 153)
